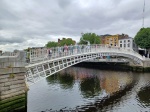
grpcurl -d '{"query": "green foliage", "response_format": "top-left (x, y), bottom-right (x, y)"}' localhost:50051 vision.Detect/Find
top-left (79, 33), bottom-right (101, 44)
top-left (0, 95), bottom-right (25, 111)
top-left (24, 47), bottom-right (30, 52)
top-left (7, 64), bottom-right (12, 68)
top-left (9, 73), bottom-right (15, 78)
top-left (45, 38), bottom-right (75, 47)
top-left (134, 28), bottom-right (150, 49)
top-left (0, 95), bottom-right (25, 105)
top-left (45, 41), bottom-right (58, 48)
top-left (0, 101), bottom-right (25, 112)
top-left (59, 38), bottom-right (75, 46)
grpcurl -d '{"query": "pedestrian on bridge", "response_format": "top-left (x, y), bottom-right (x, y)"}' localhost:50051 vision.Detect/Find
top-left (77, 44), bottom-right (81, 53)
top-left (64, 44), bottom-right (68, 56)
top-left (81, 45), bottom-right (85, 53)
top-left (58, 46), bottom-right (62, 57)
top-left (48, 49), bottom-right (52, 59)
top-left (69, 44), bottom-right (74, 55)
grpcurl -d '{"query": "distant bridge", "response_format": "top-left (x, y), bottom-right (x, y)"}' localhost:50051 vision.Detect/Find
top-left (25, 45), bottom-right (144, 86)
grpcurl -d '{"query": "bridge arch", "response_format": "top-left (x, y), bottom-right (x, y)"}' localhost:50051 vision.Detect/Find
top-left (25, 45), bottom-right (144, 86)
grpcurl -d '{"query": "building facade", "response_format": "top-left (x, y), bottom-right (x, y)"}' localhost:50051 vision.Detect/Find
top-left (100, 34), bottom-right (138, 51)
top-left (100, 34), bottom-right (129, 47)
top-left (119, 37), bottom-right (138, 52)
top-left (104, 35), bottom-right (119, 46)
top-left (100, 34), bottom-right (111, 45)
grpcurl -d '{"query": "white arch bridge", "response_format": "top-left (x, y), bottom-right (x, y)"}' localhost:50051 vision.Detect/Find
top-left (25, 45), bottom-right (144, 86)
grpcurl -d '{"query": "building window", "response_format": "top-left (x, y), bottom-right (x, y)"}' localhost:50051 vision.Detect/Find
top-left (124, 40), bottom-right (126, 43)
top-left (128, 40), bottom-right (130, 42)
top-left (124, 44), bottom-right (126, 47)
top-left (128, 44), bottom-right (130, 47)
top-left (120, 41), bottom-right (122, 43)
top-left (120, 44), bottom-right (122, 47)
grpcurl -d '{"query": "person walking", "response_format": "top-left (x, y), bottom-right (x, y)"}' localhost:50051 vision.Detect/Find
top-left (48, 48), bottom-right (52, 59)
top-left (70, 44), bottom-right (74, 55)
top-left (77, 44), bottom-right (81, 53)
top-left (58, 46), bottom-right (62, 57)
top-left (64, 44), bottom-right (68, 56)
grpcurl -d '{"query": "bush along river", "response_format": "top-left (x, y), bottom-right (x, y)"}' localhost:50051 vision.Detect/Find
top-left (27, 64), bottom-right (150, 112)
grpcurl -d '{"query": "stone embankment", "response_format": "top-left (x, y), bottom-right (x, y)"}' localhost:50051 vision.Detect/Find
top-left (143, 59), bottom-right (150, 67)
top-left (76, 58), bottom-right (150, 72)
top-left (0, 51), bottom-right (27, 112)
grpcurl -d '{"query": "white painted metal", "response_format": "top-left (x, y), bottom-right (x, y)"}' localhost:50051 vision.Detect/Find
top-left (25, 44), bottom-right (144, 86)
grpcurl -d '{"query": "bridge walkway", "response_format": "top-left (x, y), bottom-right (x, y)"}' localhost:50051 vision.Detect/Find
top-left (25, 45), bottom-right (144, 86)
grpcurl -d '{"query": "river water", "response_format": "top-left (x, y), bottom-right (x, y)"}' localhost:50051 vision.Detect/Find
top-left (27, 66), bottom-right (150, 112)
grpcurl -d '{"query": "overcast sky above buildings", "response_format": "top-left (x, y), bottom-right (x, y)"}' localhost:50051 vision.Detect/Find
top-left (0, 0), bottom-right (150, 51)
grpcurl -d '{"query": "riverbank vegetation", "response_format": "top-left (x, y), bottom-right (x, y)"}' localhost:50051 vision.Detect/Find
top-left (45, 33), bottom-right (101, 48)
top-left (134, 27), bottom-right (150, 57)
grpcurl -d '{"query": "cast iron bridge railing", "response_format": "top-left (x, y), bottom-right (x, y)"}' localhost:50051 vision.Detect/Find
top-left (25, 44), bottom-right (144, 86)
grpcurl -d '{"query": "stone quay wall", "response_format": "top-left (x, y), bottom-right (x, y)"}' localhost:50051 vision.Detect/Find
top-left (143, 59), bottom-right (150, 67)
top-left (0, 51), bottom-right (27, 112)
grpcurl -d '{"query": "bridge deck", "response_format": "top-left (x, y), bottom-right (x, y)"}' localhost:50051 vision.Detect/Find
top-left (25, 45), bottom-right (144, 86)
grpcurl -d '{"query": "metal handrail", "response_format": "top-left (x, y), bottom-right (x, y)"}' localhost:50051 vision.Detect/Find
top-left (28, 44), bottom-right (143, 64)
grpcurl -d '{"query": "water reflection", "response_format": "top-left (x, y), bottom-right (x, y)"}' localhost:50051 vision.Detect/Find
top-left (100, 71), bottom-right (133, 94)
top-left (59, 73), bottom-right (74, 89)
top-left (137, 85), bottom-right (150, 107)
top-left (46, 75), bottom-right (58, 84)
top-left (28, 67), bottom-right (150, 112)
top-left (46, 73), bottom-right (74, 89)
top-left (46, 67), bottom-right (134, 100)
top-left (46, 67), bottom-right (133, 97)
top-left (80, 76), bottom-right (101, 98)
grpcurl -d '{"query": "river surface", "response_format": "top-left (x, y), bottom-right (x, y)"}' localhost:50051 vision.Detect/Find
top-left (27, 67), bottom-right (150, 112)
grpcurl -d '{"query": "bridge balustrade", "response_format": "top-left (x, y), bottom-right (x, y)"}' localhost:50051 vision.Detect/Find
top-left (29, 44), bottom-right (142, 63)
top-left (25, 44), bottom-right (144, 86)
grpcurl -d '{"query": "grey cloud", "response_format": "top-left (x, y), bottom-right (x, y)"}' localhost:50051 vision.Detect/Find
top-left (0, 0), bottom-right (20, 21)
top-left (57, 0), bottom-right (72, 8)
top-left (0, 35), bottom-right (25, 44)
top-left (0, 0), bottom-right (150, 51)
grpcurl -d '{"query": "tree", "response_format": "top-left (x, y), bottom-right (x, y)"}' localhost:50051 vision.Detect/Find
top-left (134, 28), bottom-right (150, 57)
top-left (79, 33), bottom-right (101, 44)
top-left (134, 28), bottom-right (150, 49)
top-left (59, 38), bottom-right (75, 46)
top-left (45, 41), bottom-right (58, 48)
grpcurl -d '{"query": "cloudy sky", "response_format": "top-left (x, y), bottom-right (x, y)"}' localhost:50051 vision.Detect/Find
top-left (0, 0), bottom-right (150, 51)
